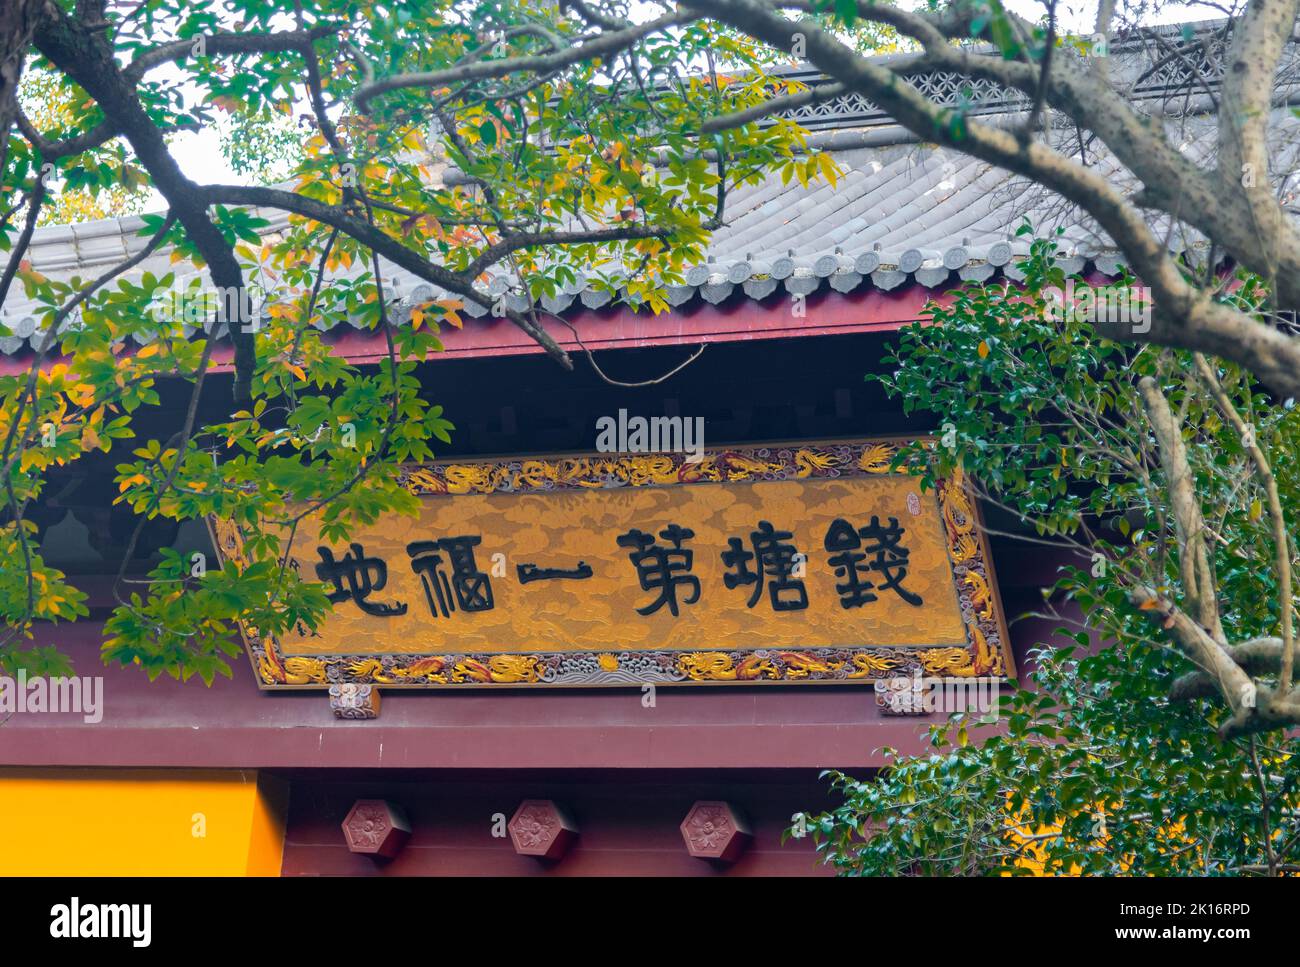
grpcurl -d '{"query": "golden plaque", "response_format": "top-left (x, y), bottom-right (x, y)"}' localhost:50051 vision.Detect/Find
top-left (212, 439), bottom-right (1013, 688)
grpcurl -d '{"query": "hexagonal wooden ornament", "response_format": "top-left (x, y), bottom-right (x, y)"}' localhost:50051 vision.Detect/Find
top-left (508, 799), bottom-right (579, 861)
top-left (680, 800), bottom-right (752, 863)
top-left (342, 799), bottom-right (411, 859)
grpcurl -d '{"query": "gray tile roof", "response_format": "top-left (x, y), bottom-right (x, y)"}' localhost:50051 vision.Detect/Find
top-left (3, 20), bottom-right (1298, 355)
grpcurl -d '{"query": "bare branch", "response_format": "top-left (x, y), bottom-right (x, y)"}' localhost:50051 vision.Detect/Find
top-left (353, 11), bottom-right (690, 112)
top-left (685, 0), bottom-right (1300, 398)
top-left (14, 108), bottom-right (119, 158)
top-left (701, 80), bottom-right (846, 133)
top-left (0, 174), bottom-right (46, 310)
top-left (199, 183), bottom-right (572, 368)
top-left (1194, 353), bottom-right (1294, 695)
top-left (122, 25), bottom-right (339, 84)
top-left (1137, 374), bottom-right (1224, 639)
top-left (1171, 637), bottom-right (1286, 699)
top-left (465, 224), bottom-right (675, 278)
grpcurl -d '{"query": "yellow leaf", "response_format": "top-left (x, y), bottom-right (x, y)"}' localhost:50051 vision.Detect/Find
top-left (436, 299), bottom-right (463, 329)
top-left (816, 151), bottom-right (840, 188)
top-left (978, 341), bottom-right (990, 358)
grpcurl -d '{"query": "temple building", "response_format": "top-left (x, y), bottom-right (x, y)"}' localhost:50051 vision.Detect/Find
top-left (1, 21), bottom-right (1295, 876)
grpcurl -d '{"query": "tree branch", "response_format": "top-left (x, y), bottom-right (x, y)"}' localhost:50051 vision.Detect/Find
top-left (34, 6), bottom-right (258, 402)
top-left (199, 183), bottom-right (572, 368)
top-left (701, 80), bottom-right (846, 133)
top-left (1137, 374), bottom-right (1224, 639)
top-left (1194, 353), bottom-right (1294, 695)
top-left (464, 224), bottom-right (676, 279)
top-left (353, 11), bottom-right (689, 112)
top-left (122, 26), bottom-right (338, 84)
top-left (684, 0), bottom-right (1300, 398)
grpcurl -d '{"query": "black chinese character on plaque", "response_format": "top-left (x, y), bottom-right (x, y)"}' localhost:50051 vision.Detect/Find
top-left (516, 561), bottom-right (594, 584)
top-left (616, 523), bottom-right (701, 617)
top-left (315, 543), bottom-right (408, 617)
top-left (405, 536), bottom-right (494, 617)
top-left (406, 541), bottom-right (453, 618)
top-left (721, 520), bottom-right (808, 611)
top-left (823, 516), bottom-right (923, 609)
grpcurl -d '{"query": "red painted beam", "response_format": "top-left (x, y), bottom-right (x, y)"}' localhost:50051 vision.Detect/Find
top-left (317, 285), bottom-right (942, 366)
top-left (0, 285), bottom-right (942, 375)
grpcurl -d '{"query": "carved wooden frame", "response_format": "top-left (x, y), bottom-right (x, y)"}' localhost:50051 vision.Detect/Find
top-left (210, 437), bottom-right (1015, 690)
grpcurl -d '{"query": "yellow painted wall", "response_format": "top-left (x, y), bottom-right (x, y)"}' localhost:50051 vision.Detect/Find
top-left (0, 769), bottom-right (288, 876)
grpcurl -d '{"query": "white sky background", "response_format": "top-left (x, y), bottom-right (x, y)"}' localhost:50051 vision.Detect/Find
top-left (1002, 0), bottom-right (1214, 30)
top-left (160, 0), bottom-right (1216, 193)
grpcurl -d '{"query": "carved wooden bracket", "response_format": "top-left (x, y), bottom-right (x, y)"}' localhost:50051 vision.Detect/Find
top-left (874, 673), bottom-right (932, 715)
top-left (680, 800), bottom-right (752, 863)
top-left (341, 799), bottom-right (410, 859)
top-left (329, 683), bottom-right (381, 719)
top-left (508, 799), bottom-right (579, 861)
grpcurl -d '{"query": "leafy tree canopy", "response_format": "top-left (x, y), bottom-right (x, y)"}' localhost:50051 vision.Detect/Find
top-left (800, 241), bottom-right (1299, 873)
top-left (0, 0), bottom-right (832, 680)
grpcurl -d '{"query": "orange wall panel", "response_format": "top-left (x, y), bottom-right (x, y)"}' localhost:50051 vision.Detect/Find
top-left (0, 769), bottom-right (287, 876)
